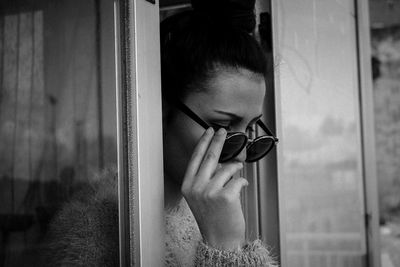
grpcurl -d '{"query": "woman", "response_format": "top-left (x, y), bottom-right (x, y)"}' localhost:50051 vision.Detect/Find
top-left (43, 5), bottom-right (278, 267)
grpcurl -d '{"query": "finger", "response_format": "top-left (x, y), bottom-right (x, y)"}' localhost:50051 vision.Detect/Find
top-left (206, 162), bottom-right (243, 192)
top-left (222, 177), bottom-right (248, 196)
top-left (196, 128), bottom-right (227, 183)
top-left (182, 127), bottom-right (214, 187)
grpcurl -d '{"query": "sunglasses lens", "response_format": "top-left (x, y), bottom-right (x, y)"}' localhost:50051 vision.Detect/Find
top-left (219, 134), bottom-right (247, 162)
top-left (246, 137), bottom-right (275, 162)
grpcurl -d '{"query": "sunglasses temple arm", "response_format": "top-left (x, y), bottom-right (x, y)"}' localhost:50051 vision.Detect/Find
top-left (176, 101), bottom-right (210, 129)
top-left (257, 121), bottom-right (279, 142)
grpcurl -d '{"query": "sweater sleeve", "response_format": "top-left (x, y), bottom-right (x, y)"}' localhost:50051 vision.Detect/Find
top-left (40, 171), bottom-right (120, 267)
top-left (40, 197), bottom-right (119, 267)
top-left (194, 239), bottom-right (278, 267)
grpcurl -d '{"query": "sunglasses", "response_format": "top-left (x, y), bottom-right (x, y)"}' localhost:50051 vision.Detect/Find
top-left (176, 101), bottom-right (279, 163)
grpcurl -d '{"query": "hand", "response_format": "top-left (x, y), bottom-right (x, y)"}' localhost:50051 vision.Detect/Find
top-left (181, 127), bottom-right (249, 251)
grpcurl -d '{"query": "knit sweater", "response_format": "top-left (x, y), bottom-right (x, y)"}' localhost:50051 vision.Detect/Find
top-left (42, 171), bottom-right (277, 266)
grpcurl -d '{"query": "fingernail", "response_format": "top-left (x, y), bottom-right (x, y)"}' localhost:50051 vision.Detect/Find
top-left (206, 127), bottom-right (214, 135)
top-left (216, 128), bottom-right (226, 135)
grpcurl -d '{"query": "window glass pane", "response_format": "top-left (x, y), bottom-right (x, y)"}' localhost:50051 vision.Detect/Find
top-left (0, 1), bottom-right (117, 266)
top-left (276, 0), bottom-right (367, 266)
top-left (369, 1), bottom-right (400, 266)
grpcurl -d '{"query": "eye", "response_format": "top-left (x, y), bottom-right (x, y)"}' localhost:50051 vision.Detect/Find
top-left (210, 122), bottom-right (232, 131)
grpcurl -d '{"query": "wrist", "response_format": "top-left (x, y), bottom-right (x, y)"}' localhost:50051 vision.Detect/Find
top-left (205, 237), bottom-right (245, 252)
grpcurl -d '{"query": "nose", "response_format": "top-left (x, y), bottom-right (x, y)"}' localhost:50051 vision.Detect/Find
top-left (233, 146), bottom-right (247, 163)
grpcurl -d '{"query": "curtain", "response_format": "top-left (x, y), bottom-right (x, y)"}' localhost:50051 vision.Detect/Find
top-left (0, 1), bottom-right (116, 265)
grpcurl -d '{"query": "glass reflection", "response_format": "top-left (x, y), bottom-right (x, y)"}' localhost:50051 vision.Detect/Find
top-left (0, 1), bottom-right (117, 266)
top-left (277, 0), bottom-right (366, 266)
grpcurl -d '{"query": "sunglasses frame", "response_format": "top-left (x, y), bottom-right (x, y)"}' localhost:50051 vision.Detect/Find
top-left (176, 101), bottom-right (279, 162)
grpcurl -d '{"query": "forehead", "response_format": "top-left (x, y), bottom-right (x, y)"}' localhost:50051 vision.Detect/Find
top-left (186, 68), bottom-right (266, 118)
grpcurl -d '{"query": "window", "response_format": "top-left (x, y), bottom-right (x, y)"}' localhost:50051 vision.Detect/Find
top-left (0, 0), bottom-right (118, 265)
top-left (369, 1), bottom-right (400, 266)
top-left (270, 0), bottom-right (378, 266)
top-left (1, 0), bottom-right (382, 266)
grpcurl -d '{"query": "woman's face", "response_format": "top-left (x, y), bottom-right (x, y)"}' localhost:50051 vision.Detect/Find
top-left (163, 67), bottom-right (266, 184)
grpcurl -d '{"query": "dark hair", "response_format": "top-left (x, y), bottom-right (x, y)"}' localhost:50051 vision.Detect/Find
top-left (160, 10), bottom-right (267, 104)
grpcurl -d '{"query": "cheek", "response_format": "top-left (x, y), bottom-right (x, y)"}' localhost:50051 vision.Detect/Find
top-left (163, 116), bottom-right (203, 182)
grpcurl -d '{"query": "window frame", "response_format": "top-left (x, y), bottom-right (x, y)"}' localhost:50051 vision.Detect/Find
top-left (268, 0), bottom-right (380, 266)
top-left (115, 0), bottom-right (164, 266)
top-left (354, 0), bottom-right (381, 266)
top-left (114, 0), bottom-right (381, 266)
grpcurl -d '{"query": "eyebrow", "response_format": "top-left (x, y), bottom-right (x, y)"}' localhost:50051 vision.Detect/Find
top-left (213, 110), bottom-right (263, 123)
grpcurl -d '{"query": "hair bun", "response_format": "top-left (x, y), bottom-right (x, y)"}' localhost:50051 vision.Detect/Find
top-left (191, 0), bottom-right (256, 33)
